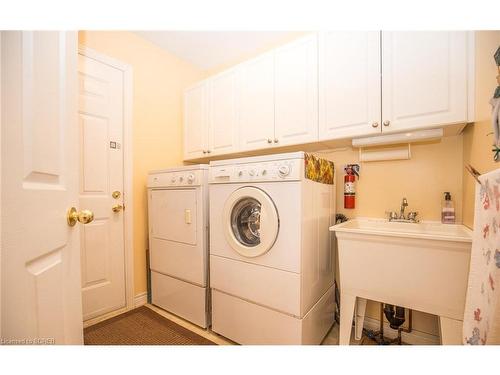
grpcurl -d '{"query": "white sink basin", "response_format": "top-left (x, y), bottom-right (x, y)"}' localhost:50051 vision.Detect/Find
top-left (329, 217), bottom-right (473, 345)
top-left (330, 218), bottom-right (472, 243)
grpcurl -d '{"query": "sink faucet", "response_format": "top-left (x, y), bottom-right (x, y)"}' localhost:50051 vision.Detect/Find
top-left (399, 198), bottom-right (408, 219)
top-left (387, 198), bottom-right (419, 223)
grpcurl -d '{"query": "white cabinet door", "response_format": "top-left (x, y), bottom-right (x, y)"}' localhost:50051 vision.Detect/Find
top-left (381, 31), bottom-right (468, 133)
top-left (208, 68), bottom-right (238, 156)
top-left (274, 34), bottom-right (318, 147)
top-left (238, 52), bottom-right (275, 151)
top-left (1, 31), bottom-right (84, 343)
top-left (184, 81), bottom-right (208, 159)
top-left (319, 31), bottom-right (381, 140)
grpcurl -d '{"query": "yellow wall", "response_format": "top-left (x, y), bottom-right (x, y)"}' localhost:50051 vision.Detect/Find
top-left (78, 31), bottom-right (204, 295)
top-left (323, 137), bottom-right (464, 223)
top-left (462, 31), bottom-right (500, 228)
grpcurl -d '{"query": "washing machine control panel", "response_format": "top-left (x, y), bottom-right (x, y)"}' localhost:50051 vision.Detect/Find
top-left (148, 169), bottom-right (206, 187)
top-left (210, 158), bottom-right (303, 183)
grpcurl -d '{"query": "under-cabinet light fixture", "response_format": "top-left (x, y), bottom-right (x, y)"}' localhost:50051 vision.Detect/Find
top-left (352, 128), bottom-right (444, 148)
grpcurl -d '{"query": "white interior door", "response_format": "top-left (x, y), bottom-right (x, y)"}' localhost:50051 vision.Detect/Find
top-left (78, 53), bottom-right (126, 321)
top-left (381, 31), bottom-right (468, 132)
top-left (274, 34), bottom-right (318, 146)
top-left (208, 68), bottom-right (238, 156)
top-left (319, 31), bottom-right (382, 140)
top-left (1, 31), bottom-right (83, 344)
top-left (237, 52), bottom-right (275, 151)
top-left (184, 81), bottom-right (208, 159)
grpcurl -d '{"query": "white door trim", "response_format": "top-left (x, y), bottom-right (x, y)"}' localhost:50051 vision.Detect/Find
top-left (78, 45), bottom-right (135, 313)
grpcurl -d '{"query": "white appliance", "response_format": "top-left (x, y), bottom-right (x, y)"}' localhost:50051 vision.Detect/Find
top-left (147, 165), bottom-right (209, 328)
top-left (209, 152), bottom-right (336, 344)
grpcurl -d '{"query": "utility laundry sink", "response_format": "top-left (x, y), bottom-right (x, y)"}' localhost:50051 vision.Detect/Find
top-left (330, 218), bottom-right (473, 345)
top-left (333, 218), bottom-right (472, 242)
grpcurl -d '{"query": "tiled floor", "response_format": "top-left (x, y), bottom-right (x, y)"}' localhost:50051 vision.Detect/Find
top-left (146, 303), bottom-right (367, 345)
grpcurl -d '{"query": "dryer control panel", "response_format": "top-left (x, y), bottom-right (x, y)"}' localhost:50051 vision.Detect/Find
top-left (148, 169), bottom-right (206, 188)
top-left (209, 158), bottom-right (303, 184)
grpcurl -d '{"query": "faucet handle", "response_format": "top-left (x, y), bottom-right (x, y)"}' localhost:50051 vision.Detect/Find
top-left (407, 211), bottom-right (419, 222)
top-left (386, 211), bottom-right (398, 221)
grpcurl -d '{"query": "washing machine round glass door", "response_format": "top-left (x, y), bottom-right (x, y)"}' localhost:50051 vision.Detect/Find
top-left (223, 186), bottom-right (279, 258)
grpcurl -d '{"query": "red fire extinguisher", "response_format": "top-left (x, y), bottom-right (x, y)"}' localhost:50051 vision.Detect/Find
top-left (344, 165), bottom-right (358, 209)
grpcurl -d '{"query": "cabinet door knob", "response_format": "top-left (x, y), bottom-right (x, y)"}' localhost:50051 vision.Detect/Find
top-left (202, 150), bottom-right (207, 154)
top-left (267, 138), bottom-right (272, 144)
top-left (383, 120), bottom-right (390, 127)
top-left (274, 139), bottom-right (279, 143)
top-left (372, 122), bottom-right (379, 128)
top-left (207, 150), bottom-right (211, 154)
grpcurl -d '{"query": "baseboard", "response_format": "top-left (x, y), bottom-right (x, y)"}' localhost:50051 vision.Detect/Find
top-left (363, 316), bottom-right (440, 345)
top-left (134, 292), bottom-right (148, 308)
top-left (83, 293), bottom-right (147, 328)
top-left (83, 306), bottom-right (128, 328)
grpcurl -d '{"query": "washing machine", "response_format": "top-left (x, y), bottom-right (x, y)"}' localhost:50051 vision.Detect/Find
top-left (209, 152), bottom-right (336, 344)
top-left (147, 165), bottom-right (209, 328)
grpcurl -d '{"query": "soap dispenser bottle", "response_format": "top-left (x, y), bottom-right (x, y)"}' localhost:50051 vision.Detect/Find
top-left (441, 192), bottom-right (456, 224)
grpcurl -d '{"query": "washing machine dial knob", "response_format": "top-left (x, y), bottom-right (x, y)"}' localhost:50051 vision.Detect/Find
top-left (179, 176), bottom-right (184, 183)
top-left (187, 173), bottom-right (195, 184)
top-left (278, 165), bottom-right (290, 178)
top-left (171, 176), bottom-right (177, 183)
top-left (249, 169), bottom-right (256, 176)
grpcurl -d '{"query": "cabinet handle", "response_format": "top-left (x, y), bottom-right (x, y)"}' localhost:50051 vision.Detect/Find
top-left (274, 139), bottom-right (279, 143)
top-left (371, 122), bottom-right (379, 128)
top-left (267, 138), bottom-right (272, 144)
top-left (383, 120), bottom-right (390, 127)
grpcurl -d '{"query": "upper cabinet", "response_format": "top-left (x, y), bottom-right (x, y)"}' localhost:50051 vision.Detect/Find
top-left (319, 31), bottom-right (470, 140)
top-left (184, 81), bottom-right (208, 160)
top-left (238, 35), bottom-right (319, 151)
top-left (184, 35), bottom-right (320, 158)
top-left (238, 52), bottom-right (275, 151)
top-left (319, 31), bottom-right (381, 140)
top-left (183, 31), bottom-right (474, 160)
top-left (274, 34), bottom-right (318, 146)
top-left (381, 31), bottom-right (468, 133)
top-left (208, 68), bottom-right (239, 156)
top-left (184, 70), bottom-right (239, 160)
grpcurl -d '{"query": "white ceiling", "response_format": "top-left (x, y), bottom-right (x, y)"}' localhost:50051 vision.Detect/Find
top-left (134, 31), bottom-right (300, 70)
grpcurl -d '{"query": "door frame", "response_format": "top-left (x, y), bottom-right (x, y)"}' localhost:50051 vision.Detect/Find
top-left (78, 46), bottom-right (135, 323)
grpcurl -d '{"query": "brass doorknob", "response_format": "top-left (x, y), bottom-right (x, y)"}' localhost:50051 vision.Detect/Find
top-left (112, 204), bottom-right (124, 213)
top-left (67, 207), bottom-right (94, 227)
